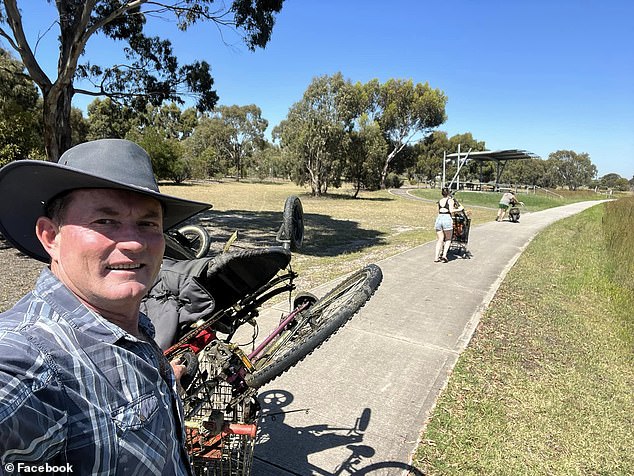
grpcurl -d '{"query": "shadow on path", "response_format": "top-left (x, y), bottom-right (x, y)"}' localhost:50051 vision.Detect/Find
top-left (253, 389), bottom-right (423, 476)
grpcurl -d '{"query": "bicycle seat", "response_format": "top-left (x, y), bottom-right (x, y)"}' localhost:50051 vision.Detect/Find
top-left (143, 246), bottom-right (291, 349)
top-left (200, 247), bottom-right (292, 310)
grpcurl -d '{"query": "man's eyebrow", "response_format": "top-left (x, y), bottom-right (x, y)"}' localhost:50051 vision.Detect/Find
top-left (93, 206), bottom-right (119, 216)
top-left (93, 206), bottom-right (162, 219)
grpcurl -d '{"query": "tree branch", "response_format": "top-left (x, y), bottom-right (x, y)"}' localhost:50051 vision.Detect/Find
top-left (1, 0), bottom-right (51, 88)
top-left (0, 25), bottom-right (19, 50)
top-left (84, 1), bottom-right (146, 39)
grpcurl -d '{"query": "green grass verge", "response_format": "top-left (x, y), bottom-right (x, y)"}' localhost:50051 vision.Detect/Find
top-left (409, 188), bottom-right (607, 212)
top-left (602, 196), bottom-right (634, 292)
top-left (413, 203), bottom-right (634, 475)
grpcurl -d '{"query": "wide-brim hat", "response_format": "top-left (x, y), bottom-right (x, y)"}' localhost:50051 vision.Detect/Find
top-left (0, 139), bottom-right (211, 262)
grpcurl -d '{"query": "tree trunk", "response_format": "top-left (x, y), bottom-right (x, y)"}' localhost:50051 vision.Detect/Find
top-left (380, 144), bottom-right (403, 189)
top-left (353, 179), bottom-right (361, 198)
top-left (380, 150), bottom-right (396, 189)
top-left (42, 84), bottom-right (73, 162)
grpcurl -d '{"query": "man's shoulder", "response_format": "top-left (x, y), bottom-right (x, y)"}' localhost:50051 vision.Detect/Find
top-left (0, 284), bottom-right (61, 356)
top-left (0, 308), bottom-right (44, 380)
top-left (0, 291), bottom-right (39, 331)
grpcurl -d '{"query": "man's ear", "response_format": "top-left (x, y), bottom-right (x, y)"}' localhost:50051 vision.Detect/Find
top-left (36, 216), bottom-right (60, 261)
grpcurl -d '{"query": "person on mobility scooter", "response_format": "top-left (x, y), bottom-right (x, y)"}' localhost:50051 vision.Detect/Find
top-left (496, 191), bottom-right (524, 222)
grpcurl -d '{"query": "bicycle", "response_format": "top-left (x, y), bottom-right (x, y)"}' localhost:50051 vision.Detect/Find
top-left (142, 196), bottom-right (383, 475)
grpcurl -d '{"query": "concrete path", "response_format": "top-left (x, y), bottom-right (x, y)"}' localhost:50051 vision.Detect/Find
top-left (247, 200), bottom-right (604, 476)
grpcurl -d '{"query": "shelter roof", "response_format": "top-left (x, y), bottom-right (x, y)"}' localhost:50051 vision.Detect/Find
top-left (446, 149), bottom-right (540, 162)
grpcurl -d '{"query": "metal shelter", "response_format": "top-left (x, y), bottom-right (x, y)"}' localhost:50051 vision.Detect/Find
top-left (444, 148), bottom-right (540, 191)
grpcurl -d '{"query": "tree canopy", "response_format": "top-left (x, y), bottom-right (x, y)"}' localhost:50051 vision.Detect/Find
top-left (274, 73), bottom-right (448, 194)
top-left (547, 150), bottom-right (598, 190)
top-left (274, 73), bottom-right (353, 195)
top-left (211, 104), bottom-right (268, 180)
top-left (0, 0), bottom-right (284, 161)
top-left (0, 48), bottom-right (41, 165)
top-left (0, 46), bottom-right (624, 192)
top-left (363, 78), bottom-right (447, 187)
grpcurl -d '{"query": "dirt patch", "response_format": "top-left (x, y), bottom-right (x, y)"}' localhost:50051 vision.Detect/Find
top-left (0, 246), bottom-right (44, 312)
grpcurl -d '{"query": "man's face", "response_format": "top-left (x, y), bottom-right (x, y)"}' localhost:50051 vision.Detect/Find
top-left (44, 188), bottom-right (165, 317)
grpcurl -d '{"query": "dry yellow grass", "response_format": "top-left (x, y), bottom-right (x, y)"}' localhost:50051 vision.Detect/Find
top-left (160, 181), bottom-right (492, 289)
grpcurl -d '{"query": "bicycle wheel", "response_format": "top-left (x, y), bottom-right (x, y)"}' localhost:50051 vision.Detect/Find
top-left (276, 195), bottom-right (304, 251)
top-left (245, 264), bottom-right (382, 389)
top-left (177, 224), bottom-right (211, 258)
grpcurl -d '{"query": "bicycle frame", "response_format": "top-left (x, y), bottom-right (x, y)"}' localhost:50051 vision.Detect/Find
top-left (248, 300), bottom-right (310, 363)
top-left (164, 269), bottom-right (298, 360)
top-left (162, 265), bottom-right (305, 474)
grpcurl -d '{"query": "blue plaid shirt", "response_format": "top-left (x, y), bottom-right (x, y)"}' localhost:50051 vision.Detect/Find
top-left (0, 268), bottom-right (192, 475)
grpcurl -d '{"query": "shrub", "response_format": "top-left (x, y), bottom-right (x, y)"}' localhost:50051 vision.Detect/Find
top-left (385, 172), bottom-right (404, 189)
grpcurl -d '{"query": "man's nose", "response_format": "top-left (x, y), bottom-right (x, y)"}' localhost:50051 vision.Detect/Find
top-left (115, 224), bottom-right (148, 249)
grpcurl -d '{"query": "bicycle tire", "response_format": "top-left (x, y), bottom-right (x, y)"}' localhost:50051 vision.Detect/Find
top-left (245, 264), bottom-right (382, 389)
top-left (177, 224), bottom-right (211, 258)
top-left (277, 195), bottom-right (304, 251)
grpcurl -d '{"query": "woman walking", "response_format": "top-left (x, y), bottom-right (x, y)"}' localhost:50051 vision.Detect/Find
top-left (434, 188), bottom-right (463, 262)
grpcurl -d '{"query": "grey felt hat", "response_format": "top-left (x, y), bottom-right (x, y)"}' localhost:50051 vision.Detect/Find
top-left (0, 139), bottom-right (211, 262)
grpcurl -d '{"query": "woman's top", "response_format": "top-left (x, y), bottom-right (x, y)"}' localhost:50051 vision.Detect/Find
top-left (438, 197), bottom-right (452, 214)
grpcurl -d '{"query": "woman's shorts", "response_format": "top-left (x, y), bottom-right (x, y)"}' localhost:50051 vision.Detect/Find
top-left (435, 214), bottom-right (453, 232)
top-left (498, 203), bottom-right (509, 210)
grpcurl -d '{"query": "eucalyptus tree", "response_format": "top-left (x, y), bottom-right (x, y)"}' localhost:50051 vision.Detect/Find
top-left (365, 79), bottom-right (447, 188)
top-left (142, 103), bottom-right (199, 140)
top-left (414, 131), bottom-right (450, 184)
top-left (346, 115), bottom-right (387, 196)
top-left (274, 73), bottom-right (357, 195)
top-left (414, 131), bottom-right (486, 184)
top-left (501, 157), bottom-right (549, 187)
top-left (598, 173), bottom-right (630, 192)
top-left (128, 125), bottom-right (188, 183)
top-left (446, 132), bottom-right (487, 182)
top-left (548, 149), bottom-right (597, 190)
top-left (182, 115), bottom-right (230, 179)
top-left (211, 104), bottom-right (268, 180)
top-left (251, 142), bottom-right (285, 180)
top-left (86, 97), bottom-right (135, 140)
top-left (0, 0), bottom-right (284, 161)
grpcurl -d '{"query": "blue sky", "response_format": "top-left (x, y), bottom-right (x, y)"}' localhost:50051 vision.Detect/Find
top-left (9, 0), bottom-right (634, 178)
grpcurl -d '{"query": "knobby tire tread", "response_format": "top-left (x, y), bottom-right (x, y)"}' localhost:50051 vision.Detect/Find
top-left (280, 195), bottom-right (304, 251)
top-left (246, 264), bottom-right (382, 389)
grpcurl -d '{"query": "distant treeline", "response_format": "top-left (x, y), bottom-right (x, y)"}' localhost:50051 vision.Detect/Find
top-left (1, 53), bottom-right (631, 194)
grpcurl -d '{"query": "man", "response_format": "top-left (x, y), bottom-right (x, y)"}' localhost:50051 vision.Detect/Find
top-left (0, 139), bottom-right (210, 475)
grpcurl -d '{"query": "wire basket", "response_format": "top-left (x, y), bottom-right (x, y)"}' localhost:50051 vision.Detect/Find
top-left (184, 343), bottom-right (259, 476)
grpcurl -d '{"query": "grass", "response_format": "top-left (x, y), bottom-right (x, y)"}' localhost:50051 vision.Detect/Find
top-left (602, 196), bottom-right (634, 291)
top-left (162, 181), bottom-right (611, 290)
top-left (408, 187), bottom-right (607, 212)
top-left (413, 202), bottom-right (634, 475)
top-left (160, 181), bottom-right (492, 288)
top-left (161, 181), bottom-right (633, 473)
